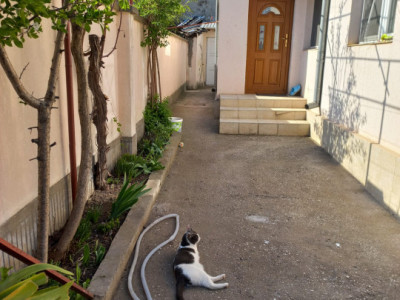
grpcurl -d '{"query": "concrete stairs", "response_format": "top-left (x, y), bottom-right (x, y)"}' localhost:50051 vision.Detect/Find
top-left (219, 94), bottom-right (310, 136)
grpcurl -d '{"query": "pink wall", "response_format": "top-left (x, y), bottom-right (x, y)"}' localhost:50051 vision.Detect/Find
top-left (0, 11), bottom-right (188, 228)
top-left (217, 0), bottom-right (249, 95)
top-left (158, 33), bottom-right (188, 97)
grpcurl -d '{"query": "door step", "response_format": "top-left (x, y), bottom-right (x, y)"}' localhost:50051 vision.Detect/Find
top-left (219, 94), bottom-right (310, 136)
top-left (220, 107), bottom-right (306, 120)
top-left (220, 119), bottom-right (310, 136)
top-left (220, 94), bottom-right (307, 108)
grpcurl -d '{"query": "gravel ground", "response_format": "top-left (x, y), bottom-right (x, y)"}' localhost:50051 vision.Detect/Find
top-left (114, 89), bottom-right (400, 300)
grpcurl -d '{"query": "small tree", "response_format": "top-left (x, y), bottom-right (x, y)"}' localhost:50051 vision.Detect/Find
top-left (53, 0), bottom-right (129, 259)
top-left (0, 0), bottom-right (127, 262)
top-left (0, 0), bottom-right (71, 262)
top-left (133, 0), bottom-right (190, 104)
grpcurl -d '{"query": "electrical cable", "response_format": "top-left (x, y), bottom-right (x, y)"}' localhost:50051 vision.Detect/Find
top-left (128, 213), bottom-right (180, 300)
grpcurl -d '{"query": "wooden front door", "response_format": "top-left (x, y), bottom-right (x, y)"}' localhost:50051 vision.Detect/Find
top-left (245, 0), bottom-right (294, 94)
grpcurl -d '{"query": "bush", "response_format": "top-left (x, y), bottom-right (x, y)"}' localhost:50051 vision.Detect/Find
top-left (141, 98), bottom-right (173, 150)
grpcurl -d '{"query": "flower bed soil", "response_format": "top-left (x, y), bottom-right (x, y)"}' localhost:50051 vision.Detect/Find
top-left (49, 173), bottom-right (149, 284)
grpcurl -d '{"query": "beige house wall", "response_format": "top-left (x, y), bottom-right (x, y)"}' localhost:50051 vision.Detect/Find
top-left (320, 0), bottom-right (400, 154)
top-left (307, 1), bottom-right (400, 218)
top-left (0, 10), bottom-right (188, 267)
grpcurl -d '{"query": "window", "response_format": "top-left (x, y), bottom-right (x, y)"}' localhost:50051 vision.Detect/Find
top-left (310, 0), bottom-right (322, 47)
top-left (360, 0), bottom-right (397, 42)
top-left (261, 7), bottom-right (281, 15)
top-left (258, 25), bottom-right (265, 50)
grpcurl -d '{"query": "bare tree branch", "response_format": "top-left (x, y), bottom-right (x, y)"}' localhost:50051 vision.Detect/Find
top-left (103, 12), bottom-right (124, 58)
top-left (19, 62), bottom-right (30, 80)
top-left (0, 45), bottom-right (41, 108)
top-left (44, 28), bottom-right (67, 102)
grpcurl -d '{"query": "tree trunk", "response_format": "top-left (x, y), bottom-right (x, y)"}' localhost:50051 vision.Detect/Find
top-left (150, 45), bottom-right (158, 104)
top-left (156, 49), bottom-right (161, 100)
top-left (36, 103), bottom-right (52, 262)
top-left (53, 23), bottom-right (93, 260)
top-left (88, 34), bottom-right (109, 190)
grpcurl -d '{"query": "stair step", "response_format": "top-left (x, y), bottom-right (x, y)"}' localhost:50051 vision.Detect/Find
top-left (220, 107), bottom-right (306, 120)
top-left (220, 94), bottom-right (306, 109)
top-left (219, 119), bottom-right (310, 136)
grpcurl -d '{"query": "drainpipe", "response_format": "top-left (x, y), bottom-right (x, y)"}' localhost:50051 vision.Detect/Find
top-left (64, 22), bottom-right (77, 203)
top-left (306, 0), bottom-right (331, 109)
top-left (214, 0), bottom-right (219, 91)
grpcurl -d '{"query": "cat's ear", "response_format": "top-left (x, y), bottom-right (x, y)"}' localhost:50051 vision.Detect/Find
top-left (187, 225), bottom-right (192, 231)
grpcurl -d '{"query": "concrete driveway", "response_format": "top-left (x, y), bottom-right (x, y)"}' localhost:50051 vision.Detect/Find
top-left (115, 89), bottom-right (400, 299)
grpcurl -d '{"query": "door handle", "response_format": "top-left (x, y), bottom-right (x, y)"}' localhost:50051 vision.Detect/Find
top-left (281, 34), bottom-right (289, 47)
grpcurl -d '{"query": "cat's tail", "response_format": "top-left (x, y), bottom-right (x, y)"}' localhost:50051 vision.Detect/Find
top-left (176, 276), bottom-right (186, 300)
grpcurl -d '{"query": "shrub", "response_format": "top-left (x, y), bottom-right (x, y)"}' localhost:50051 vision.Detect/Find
top-left (141, 98), bottom-right (173, 149)
top-left (114, 154), bottom-right (144, 178)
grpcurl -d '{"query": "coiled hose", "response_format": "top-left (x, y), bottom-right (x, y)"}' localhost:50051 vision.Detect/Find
top-left (128, 214), bottom-right (180, 300)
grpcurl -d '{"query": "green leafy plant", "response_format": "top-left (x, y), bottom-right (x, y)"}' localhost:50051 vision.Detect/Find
top-left (97, 218), bottom-right (120, 234)
top-left (74, 218), bottom-right (92, 242)
top-left (110, 174), bottom-right (150, 220)
top-left (138, 99), bottom-right (173, 162)
top-left (94, 241), bottom-right (106, 266)
top-left (75, 264), bottom-right (82, 286)
top-left (107, 177), bottom-right (120, 185)
top-left (143, 98), bottom-right (173, 140)
top-left (0, 263), bottom-right (73, 299)
top-left (86, 207), bottom-right (101, 223)
top-left (114, 154), bottom-right (145, 178)
top-left (112, 117), bottom-right (122, 132)
top-left (82, 244), bottom-right (91, 267)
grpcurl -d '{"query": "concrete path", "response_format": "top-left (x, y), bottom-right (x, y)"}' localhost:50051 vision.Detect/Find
top-left (114, 89), bottom-right (400, 299)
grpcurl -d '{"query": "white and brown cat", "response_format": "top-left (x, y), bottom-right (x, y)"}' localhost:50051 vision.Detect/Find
top-left (173, 228), bottom-right (229, 300)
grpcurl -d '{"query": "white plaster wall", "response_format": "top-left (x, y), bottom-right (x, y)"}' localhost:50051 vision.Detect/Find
top-left (288, 0), bottom-right (309, 92)
top-left (217, 0), bottom-right (249, 95)
top-left (302, 49), bottom-right (318, 101)
top-left (320, 0), bottom-right (400, 153)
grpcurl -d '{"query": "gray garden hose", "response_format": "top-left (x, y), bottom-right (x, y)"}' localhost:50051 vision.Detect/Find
top-left (128, 214), bottom-right (180, 300)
